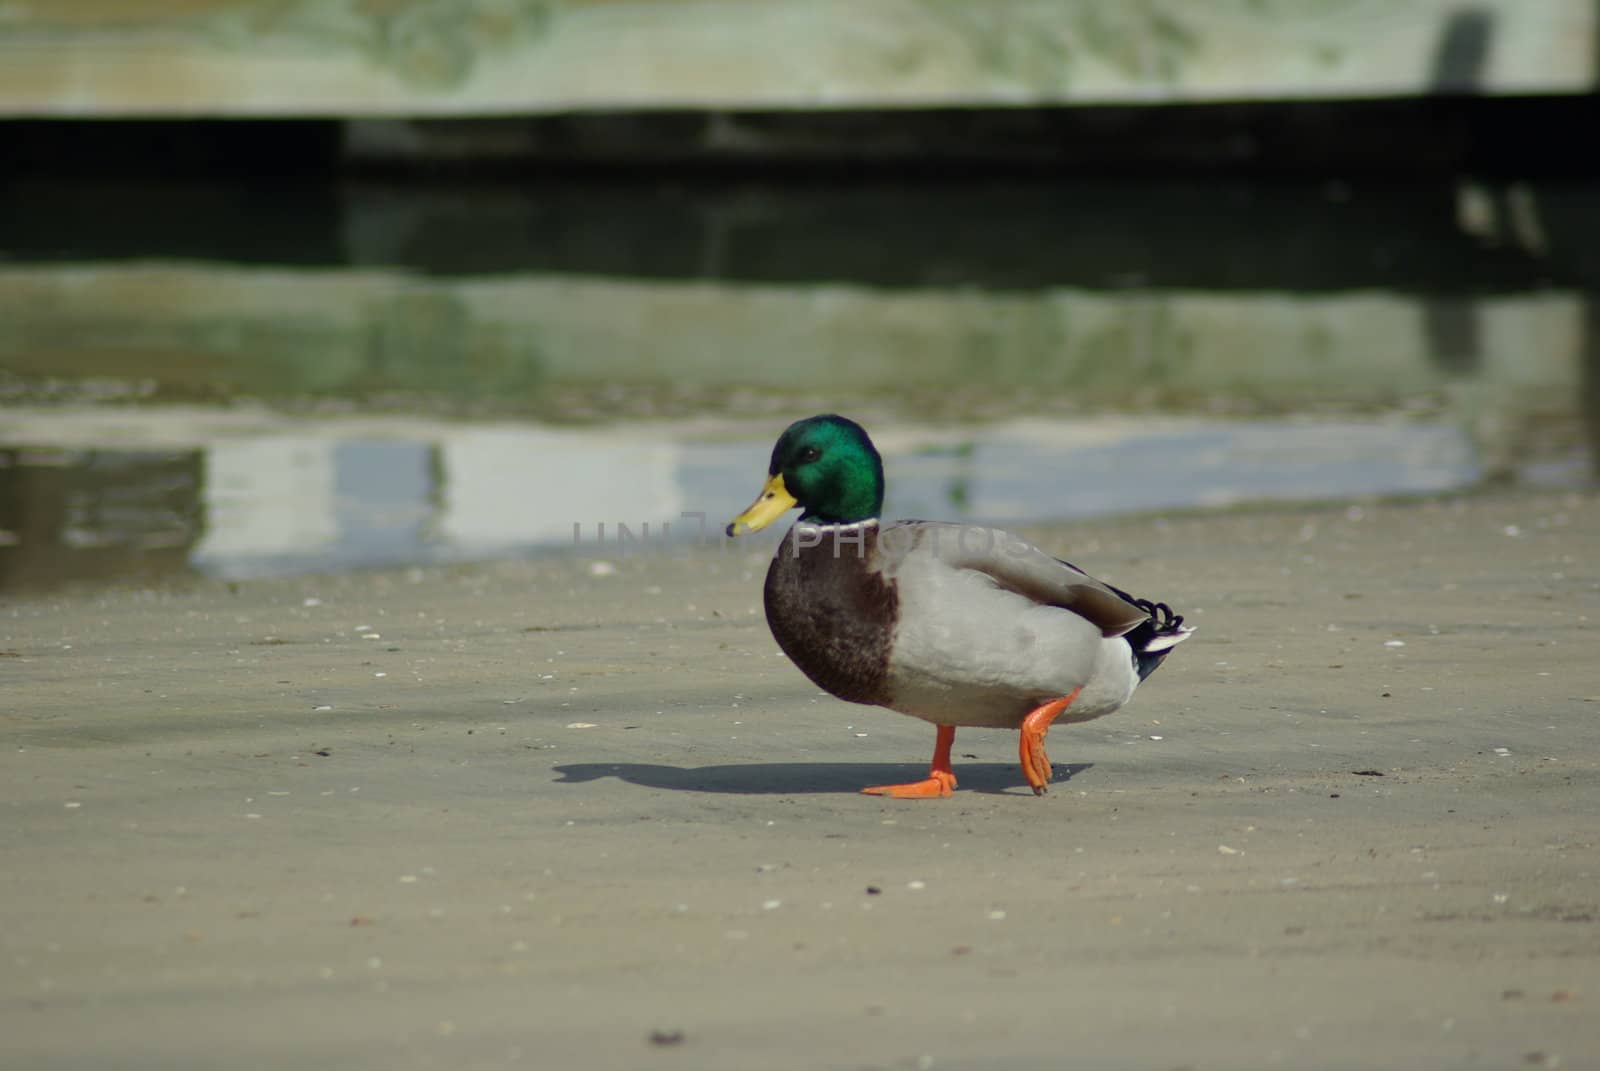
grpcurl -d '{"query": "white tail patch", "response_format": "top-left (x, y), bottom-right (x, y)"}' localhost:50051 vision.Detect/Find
top-left (1141, 625), bottom-right (1194, 654)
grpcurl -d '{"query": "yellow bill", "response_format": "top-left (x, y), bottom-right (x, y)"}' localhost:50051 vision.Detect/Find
top-left (725, 473), bottom-right (798, 536)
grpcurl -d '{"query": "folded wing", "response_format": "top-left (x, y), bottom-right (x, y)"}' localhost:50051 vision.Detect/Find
top-left (879, 522), bottom-right (1150, 638)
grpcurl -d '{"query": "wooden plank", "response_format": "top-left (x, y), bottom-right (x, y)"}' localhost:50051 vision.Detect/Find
top-left (0, 264), bottom-right (1580, 409)
top-left (0, 0), bottom-right (1593, 117)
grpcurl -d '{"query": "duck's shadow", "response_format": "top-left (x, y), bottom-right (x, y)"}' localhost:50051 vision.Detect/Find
top-left (552, 761), bottom-right (1093, 796)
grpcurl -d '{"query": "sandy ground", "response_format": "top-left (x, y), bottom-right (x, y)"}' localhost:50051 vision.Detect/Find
top-left (3, 490), bottom-right (1598, 1070)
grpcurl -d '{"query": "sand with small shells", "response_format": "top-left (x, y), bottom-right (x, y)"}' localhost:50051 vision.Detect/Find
top-left (3, 490), bottom-right (1597, 1070)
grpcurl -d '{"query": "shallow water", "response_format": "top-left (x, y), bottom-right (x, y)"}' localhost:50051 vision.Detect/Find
top-left (1, 177), bottom-right (1595, 591)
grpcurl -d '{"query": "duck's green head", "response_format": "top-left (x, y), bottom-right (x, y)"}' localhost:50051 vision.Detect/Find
top-left (726, 414), bottom-right (885, 535)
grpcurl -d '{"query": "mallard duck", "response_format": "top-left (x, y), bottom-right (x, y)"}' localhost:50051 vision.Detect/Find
top-left (725, 414), bottom-right (1192, 798)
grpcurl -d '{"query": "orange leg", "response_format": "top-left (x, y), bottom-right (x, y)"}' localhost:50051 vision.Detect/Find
top-left (1018, 687), bottom-right (1083, 796)
top-left (862, 724), bottom-right (957, 799)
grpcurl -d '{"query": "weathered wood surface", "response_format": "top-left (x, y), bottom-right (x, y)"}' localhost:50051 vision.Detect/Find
top-left (0, 263), bottom-right (1582, 434)
top-left (0, 0), bottom-right (1594, 117)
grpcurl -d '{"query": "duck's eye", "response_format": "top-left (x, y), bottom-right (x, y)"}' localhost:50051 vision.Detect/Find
top-left (798, 446), bottom-right (821, 464)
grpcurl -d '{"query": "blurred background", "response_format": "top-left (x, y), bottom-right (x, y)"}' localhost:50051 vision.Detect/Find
top-left (1, 0), bottom-right (1596, 592)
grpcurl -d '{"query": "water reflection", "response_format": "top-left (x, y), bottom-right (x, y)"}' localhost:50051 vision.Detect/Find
top-left (0, 178), bottom-right (1595, 591)
top-left (0, 448), bottom-right (202, 589)
top-left (0, 412), bottom-right (1585, 591)
top-left (5, 178), bottom-right (1593, 292)
top-left (193, 426), bottom-right (689, 577)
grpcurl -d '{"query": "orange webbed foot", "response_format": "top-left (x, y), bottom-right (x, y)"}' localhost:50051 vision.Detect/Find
top-left (1019, 727), bottom-right (1053, 795)
top-left (862, 725), bottom-right (957, 800)
top-left (1018, 687), bottom-right (1083, 796)
top-left (861, 769), bottom-right (957, 799)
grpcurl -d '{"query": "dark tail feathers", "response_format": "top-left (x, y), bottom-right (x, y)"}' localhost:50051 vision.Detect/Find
top-left (1057, 560), bottom-right (1194, 681)
top-left (1115, 593), bottom-right (1193, 681)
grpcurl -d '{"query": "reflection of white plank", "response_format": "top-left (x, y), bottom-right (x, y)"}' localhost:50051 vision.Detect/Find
top-left (179, 425), bottom-right (691, 576)
top-left (0, 403), bottom-right (1566, 581)
top-left (438, 428), bottom-right (684, 550)
top-left (194, 438), bottom-right (338, 564)
top-left (854, 418), bottom-right (1480, 524)
top-left (186, 418), bottom-right (1481, 577)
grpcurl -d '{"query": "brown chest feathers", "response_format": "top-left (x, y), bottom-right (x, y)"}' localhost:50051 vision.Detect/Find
top-left (763, 522), bottom-right (898, 706)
